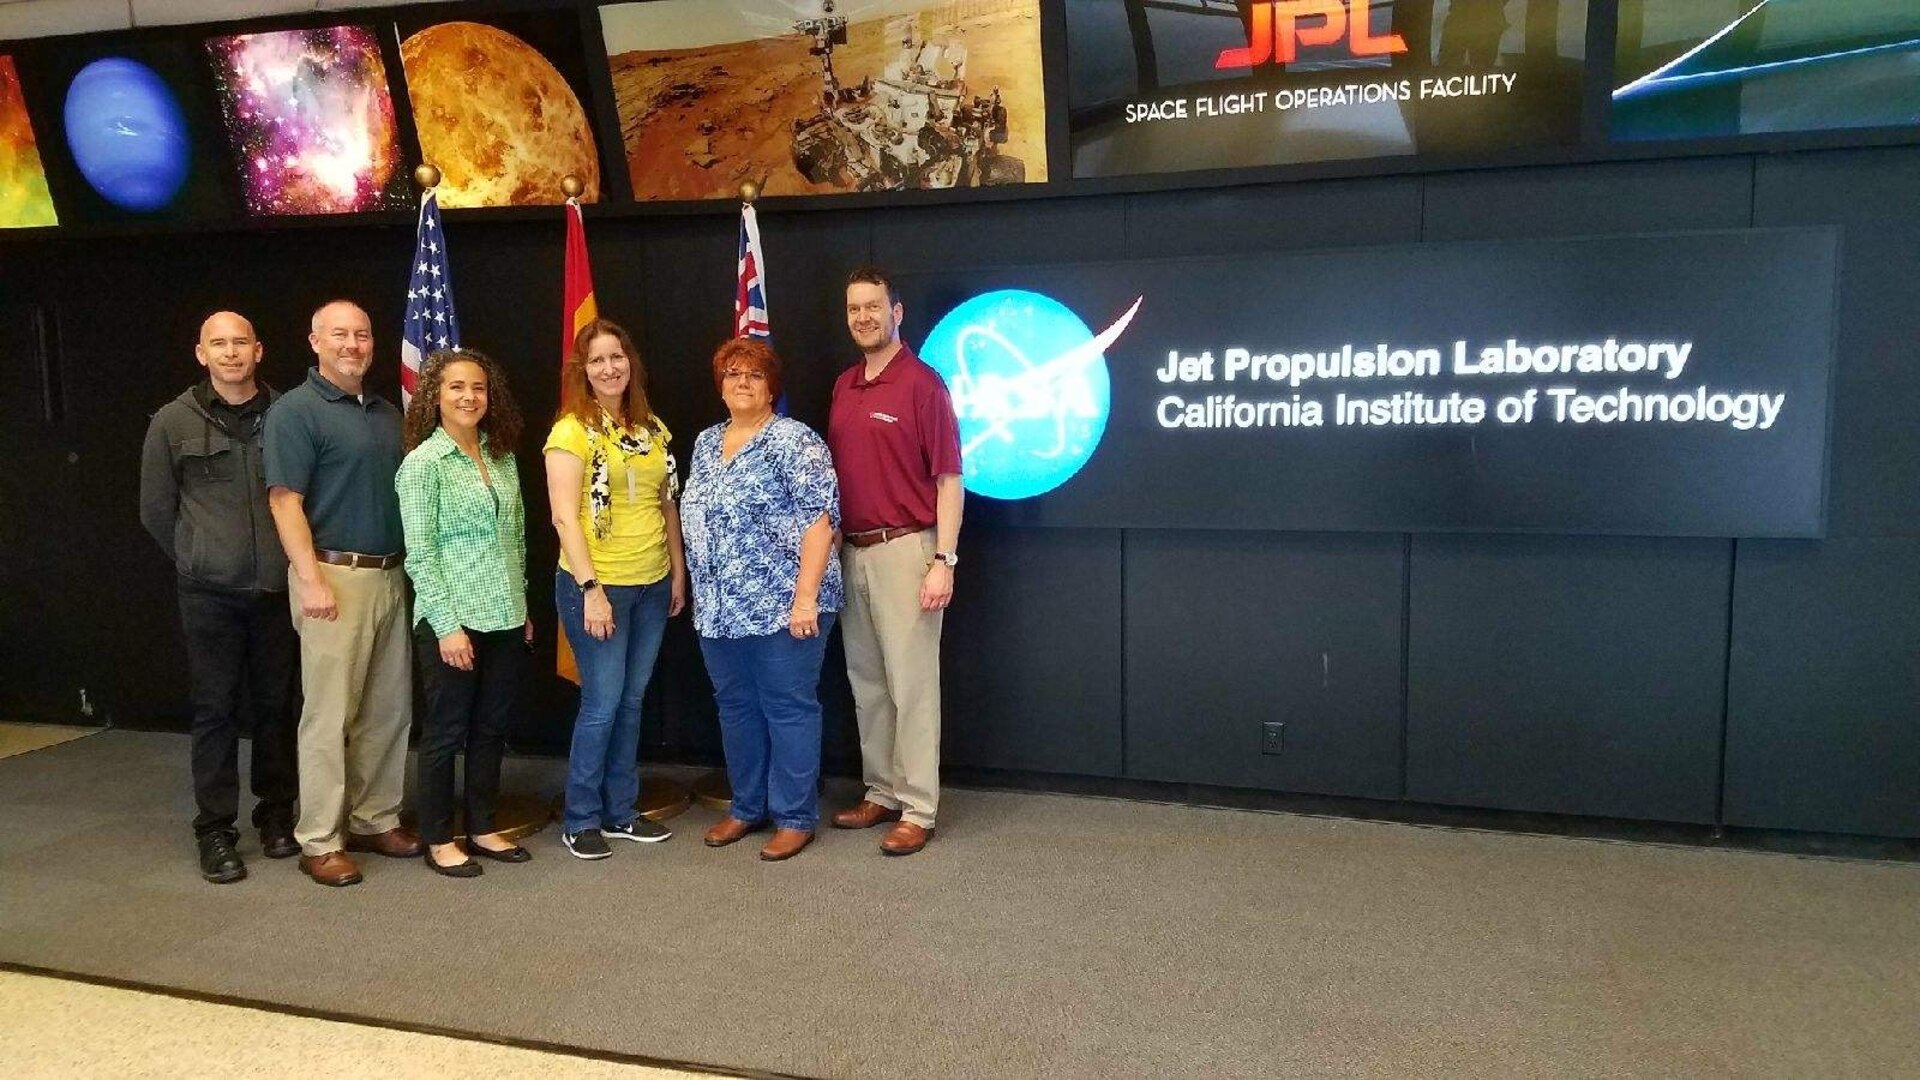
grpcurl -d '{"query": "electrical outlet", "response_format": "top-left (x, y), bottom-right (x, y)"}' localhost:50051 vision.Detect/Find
top-left (1261, 721), bottom-right (1283, 755)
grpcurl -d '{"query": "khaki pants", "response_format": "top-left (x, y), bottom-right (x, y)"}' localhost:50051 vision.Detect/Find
top-left (841, 529), bottom-right (943, 828)
top-left (289, 563), bottom-right (412, 857)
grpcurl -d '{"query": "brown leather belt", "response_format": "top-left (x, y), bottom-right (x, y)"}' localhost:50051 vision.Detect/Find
top-left (845, 526), bottom-right (924, 548)
top-left (316, 549), bottom-right (403, 570)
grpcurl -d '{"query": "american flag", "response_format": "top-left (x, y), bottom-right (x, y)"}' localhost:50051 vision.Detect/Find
top-left (400, 189), bottom-right (459, 406)
top-left (734, 202), bottom-right (769, 340)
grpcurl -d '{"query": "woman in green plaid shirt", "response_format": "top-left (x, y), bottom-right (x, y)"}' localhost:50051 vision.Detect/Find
top-left (395, 349), bottom-right (534, 878)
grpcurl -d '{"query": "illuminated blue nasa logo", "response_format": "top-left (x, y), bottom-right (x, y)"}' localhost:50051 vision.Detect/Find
top-left (922, 290), bottom-right (1142, 501)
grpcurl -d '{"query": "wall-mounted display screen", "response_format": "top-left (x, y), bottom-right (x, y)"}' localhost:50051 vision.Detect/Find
top-left (398, 13), bottom-right (605, 207)
top-left (10, 39), bottom-right (233, 225)
top-left (0, 56), bottom-right (57, 228)
top-left (1613, 0), bottom-right (1920, 141)
top-left (899, 228), bottom-right (1837, 537)
top-left (205, 25), bottom-right (410, 216)
top-left (1067, 0), bottom-right (1588, 179)
top-left (600, 0), bottom-right (1047, 200)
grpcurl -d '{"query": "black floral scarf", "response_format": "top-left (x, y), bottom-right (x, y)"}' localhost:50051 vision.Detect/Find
top-left (587, 410), bottom-right (677, 540)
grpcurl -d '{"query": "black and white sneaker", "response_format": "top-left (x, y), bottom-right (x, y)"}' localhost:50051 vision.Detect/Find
top-left (563, 829), bottom-right (612, 860)
top-left (602, 818), bottom-right (672, 843)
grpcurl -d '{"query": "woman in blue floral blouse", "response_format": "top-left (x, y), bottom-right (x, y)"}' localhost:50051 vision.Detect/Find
top-left (681, 338), bottom-right (842, 861)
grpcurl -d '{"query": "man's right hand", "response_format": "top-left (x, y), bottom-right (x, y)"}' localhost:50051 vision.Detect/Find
top-left (298, 575), bottom-right (339, 621)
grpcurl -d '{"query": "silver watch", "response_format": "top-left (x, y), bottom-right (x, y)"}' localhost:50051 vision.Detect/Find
top-left (932, 551), bottom-right (959, 568)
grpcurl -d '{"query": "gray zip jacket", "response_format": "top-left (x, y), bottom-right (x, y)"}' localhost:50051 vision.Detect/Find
top-left (139, 383), bottom-right (288, 592)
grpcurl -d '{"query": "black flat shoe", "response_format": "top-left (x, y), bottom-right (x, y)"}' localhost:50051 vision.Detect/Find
top-left (467, 841), bottom-right (531, 863)
top-left (424, 850), bottom-right (483, 878)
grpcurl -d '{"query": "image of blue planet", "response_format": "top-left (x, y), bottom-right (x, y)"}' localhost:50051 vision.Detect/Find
top-left (922, 289), bottom-right (1140, 501)
top-left (63, 57), bottom-right (191, 212)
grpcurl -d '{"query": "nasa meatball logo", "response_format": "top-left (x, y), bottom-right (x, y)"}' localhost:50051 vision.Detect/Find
top-left (921, 290), bottom-right (1141, 501)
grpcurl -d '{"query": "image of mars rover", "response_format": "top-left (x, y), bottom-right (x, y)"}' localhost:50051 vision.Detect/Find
top-left (790, 5), bottom-right (1026, 191)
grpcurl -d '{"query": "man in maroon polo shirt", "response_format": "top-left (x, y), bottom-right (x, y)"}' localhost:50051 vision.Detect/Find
top-left (826, 266), bottom-right (964, 856)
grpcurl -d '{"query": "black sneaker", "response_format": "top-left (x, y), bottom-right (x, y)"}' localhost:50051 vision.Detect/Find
top-left (563, 829), bottom-right (612, 860)
top-left (197, 830), bottom-right (247, 884)
top-left (601, 818), bottom-right (672, 844)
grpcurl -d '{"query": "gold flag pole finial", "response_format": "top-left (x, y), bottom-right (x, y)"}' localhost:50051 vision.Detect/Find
top-left (739, 180), bottom-right (760, 205)
top-left (561, 174), bottom-right (585, 202)
top-left (413, 163), bottom-right (441, 190)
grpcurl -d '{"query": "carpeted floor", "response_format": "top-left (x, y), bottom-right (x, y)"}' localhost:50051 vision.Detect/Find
top-left (3, 731), bottom-right (1918, 1078)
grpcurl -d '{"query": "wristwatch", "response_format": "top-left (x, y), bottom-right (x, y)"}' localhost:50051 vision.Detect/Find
top-left (577, 577), bottom-right (599, 592)
top-left (932, 551), bottom-right (959, 568)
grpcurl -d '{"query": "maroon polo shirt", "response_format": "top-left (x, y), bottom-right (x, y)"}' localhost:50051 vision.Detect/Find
top-left (828, 344), bottom-right (963, 535)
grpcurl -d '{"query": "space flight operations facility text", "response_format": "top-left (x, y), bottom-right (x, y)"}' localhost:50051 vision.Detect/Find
top-left (1153, 337), bottom-right (1789, 432)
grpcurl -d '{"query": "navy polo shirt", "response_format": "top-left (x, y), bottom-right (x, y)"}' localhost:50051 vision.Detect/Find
top-left (263, 368), bottom-right (405, 556)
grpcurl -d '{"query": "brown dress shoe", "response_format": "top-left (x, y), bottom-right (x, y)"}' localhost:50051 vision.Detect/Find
top-left (880, 821), bottom-right (932, 856)
top-left (831, 800), bottom-right (902, 830)
top-left (299, 851), bottom-right (363, 887)
top-left (703, 817), bottom-right (767, 848)
top-left (758, 828), bottom-right (813, 862)
top-left (344, 827), bottom-right (424, 858)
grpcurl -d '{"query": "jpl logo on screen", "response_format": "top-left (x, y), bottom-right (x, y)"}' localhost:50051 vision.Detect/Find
top-left (1216, 0), bottom-right (1408, 69)
top-left (921, 290), bottom-right (1142, 501)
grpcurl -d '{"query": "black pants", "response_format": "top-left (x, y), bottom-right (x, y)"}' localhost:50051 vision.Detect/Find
top-left (415, 622), bottom-right (525, 846)
top-left (178, 576), bottom-right (299, 838)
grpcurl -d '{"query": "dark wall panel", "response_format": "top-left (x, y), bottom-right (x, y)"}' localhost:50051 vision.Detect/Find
top-left (1124, 530), bottom-right (1403, 799)
top-left (1724, 539), bottom-right (1920, 838)
top-left (875, 195), bottom-right (1127, 277)
top-left (1406, 535), bottom-right (1730, 822)
top-left (1122, 176), bottom-right (1423, 257)
top-left (1422, 157), bottom-right (1754, 241)
top-left (943, 528), bottom-right (1123, 776)
top-left (1754, 146), bottom-right (1920, 538)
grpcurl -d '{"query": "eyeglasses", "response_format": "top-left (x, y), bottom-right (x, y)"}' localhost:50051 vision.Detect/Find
top-left (722, 369), bottom-right (768, 383)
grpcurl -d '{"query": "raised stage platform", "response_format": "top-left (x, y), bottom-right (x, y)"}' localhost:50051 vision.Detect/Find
top-left (3, 730), bottom-right (1918, 1077)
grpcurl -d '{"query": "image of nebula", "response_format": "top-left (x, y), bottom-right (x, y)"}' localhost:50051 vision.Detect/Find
top-left (401, 22), bottom-right (600, 208)
top-left (206, 26), bottom-right (406, 215)
top-left (0, 55), bottom-right (58, 228)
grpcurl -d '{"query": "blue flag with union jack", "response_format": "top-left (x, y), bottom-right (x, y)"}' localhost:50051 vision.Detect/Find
top-left (735, 202), bottom-right (769, 341)
top-left (734, 201), bottom-right (783, 412)
top-left (400, 190), bottom-right (459, 406)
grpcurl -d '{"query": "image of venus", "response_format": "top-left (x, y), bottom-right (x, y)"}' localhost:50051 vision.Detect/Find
top-left (401, 22), bottom-right (600, 207)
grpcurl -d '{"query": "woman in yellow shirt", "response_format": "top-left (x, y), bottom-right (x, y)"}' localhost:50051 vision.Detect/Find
top-left (544, 319), bottom-right (686, 860)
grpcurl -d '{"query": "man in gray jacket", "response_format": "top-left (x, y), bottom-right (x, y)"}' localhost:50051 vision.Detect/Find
top-left (140, 310), bottom-right (298, 884)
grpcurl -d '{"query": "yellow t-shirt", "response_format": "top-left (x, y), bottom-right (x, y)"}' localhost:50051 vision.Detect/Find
top-left (544, 413), bottom-right (673, 586)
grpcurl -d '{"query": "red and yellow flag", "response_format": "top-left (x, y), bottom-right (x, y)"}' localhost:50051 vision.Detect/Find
top-left (556, 198), bottom-right (596, 685)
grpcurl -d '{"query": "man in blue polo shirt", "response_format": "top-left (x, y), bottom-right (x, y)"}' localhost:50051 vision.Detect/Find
top-left (265, 299), bottom-right (420, 887)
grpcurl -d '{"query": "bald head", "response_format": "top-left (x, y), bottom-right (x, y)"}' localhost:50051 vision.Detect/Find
top-left (310, 299), bottom-right (368, 334)
top-left (195, 310), bottom-right (263, 396)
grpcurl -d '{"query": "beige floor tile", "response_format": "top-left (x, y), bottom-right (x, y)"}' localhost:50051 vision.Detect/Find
top-left (0, 971), bottom-right (719, 1079)
top-left (0, 723), bottom-right (99, 761)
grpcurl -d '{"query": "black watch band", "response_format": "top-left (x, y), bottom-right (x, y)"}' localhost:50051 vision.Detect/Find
top-left (577, 578), bottom-right (599, 592)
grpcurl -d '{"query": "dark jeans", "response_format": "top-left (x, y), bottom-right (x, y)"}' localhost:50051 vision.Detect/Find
top-left (698, 615), bottom-right (836, 832)
top-left (414, 622), bottom-right (526, 846)
top-left (555, 572), bottom-right (671, 833)
top-left (177, 576), bottom-right (298, 838)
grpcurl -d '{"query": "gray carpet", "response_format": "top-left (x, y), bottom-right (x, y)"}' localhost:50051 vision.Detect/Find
top-left (3, 731), bottom-right (1918, 1078)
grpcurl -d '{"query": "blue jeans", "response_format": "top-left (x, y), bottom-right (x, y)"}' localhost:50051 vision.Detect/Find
top-left (698, 614), bottom-right (836, 831)
top-left (555, 571), bottom-right (670, 833)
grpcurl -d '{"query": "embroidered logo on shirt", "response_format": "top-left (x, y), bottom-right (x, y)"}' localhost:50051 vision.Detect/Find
top-left (869, 411), bottom-right (899, 423)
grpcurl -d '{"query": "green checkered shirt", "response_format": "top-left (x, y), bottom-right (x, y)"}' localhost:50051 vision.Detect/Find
top-left (395, 428), bottom-right (527, 638)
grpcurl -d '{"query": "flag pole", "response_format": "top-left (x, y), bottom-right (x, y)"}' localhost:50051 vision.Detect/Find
top-left (551, 173), bottom-right (693, 827)
top-left (401, 161), bottom-right (545, 843)
top-left (692, 178), bottom-right (770, 816)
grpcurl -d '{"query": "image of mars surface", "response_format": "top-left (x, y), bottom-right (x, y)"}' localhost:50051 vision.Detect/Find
top-left (401, 21), bottom-right (601, 207)
top-left (0, 55), bottom-right (58, 228)
top-left (603, 0), bottom-right (1047, 201)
